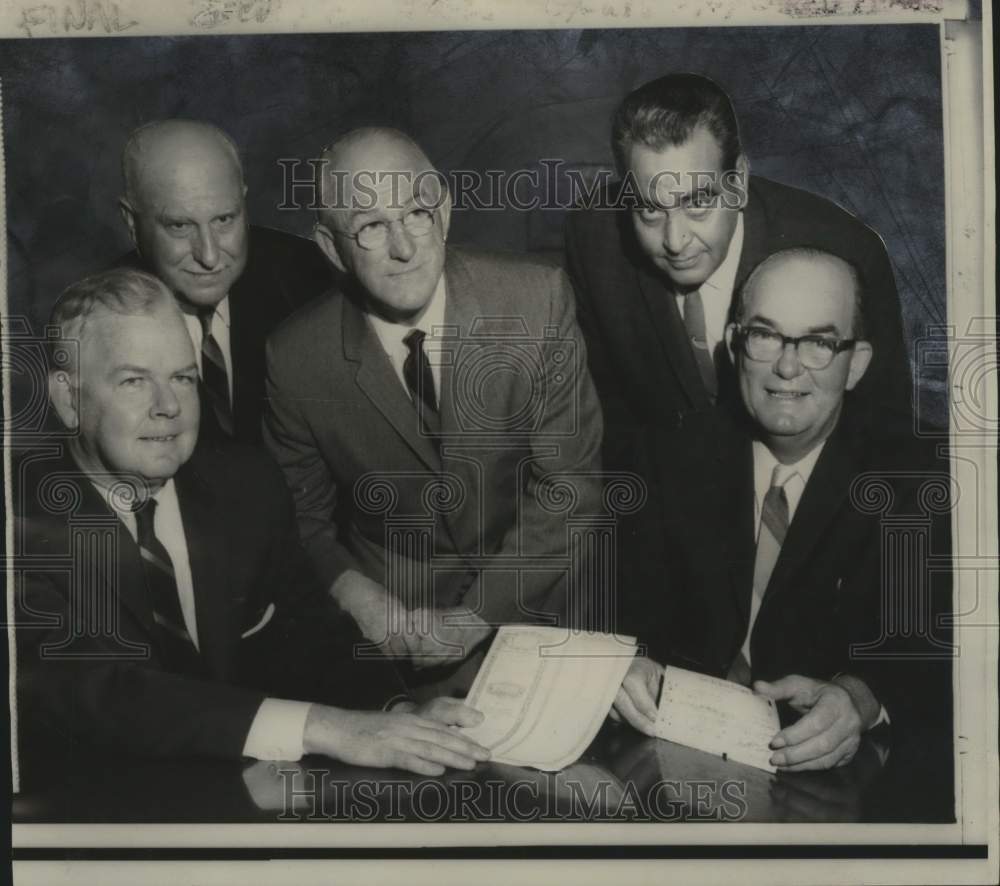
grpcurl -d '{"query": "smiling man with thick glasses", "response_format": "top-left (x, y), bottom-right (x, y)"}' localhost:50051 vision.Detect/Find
top-left (724, 249), bottom-right (872, 463)
top-left (732, 325), bottom-right (859, 371)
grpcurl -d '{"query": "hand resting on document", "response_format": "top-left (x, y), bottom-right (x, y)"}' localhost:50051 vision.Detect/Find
top-left (612, 656), bottom-right (663, 737)
top-left (754, 674), bottom-right (880, 771)
top-left (303, 699), bottom-right (489, 776)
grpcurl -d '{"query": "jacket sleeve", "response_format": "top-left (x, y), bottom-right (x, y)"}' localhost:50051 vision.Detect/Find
top-left (261, 333), bottom-right (361, 591)
top-left (458, 266), bottom-right (606, 628)
top-left (15, 566), bottom-right (264, 760)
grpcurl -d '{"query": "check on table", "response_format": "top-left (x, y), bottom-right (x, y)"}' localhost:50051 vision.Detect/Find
top-left (461, 626), bottom-right (637, 771)
top-left (654, 666), bottom-right (781, 773)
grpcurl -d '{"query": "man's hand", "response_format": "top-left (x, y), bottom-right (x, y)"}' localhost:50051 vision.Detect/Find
top-left (329, 570), bottom-right (407, 658)
top-left (754, 674), bottom-right (877, 771)
top-left (612, 656), bottom-right (663, 737)
top-left (403, 607), bottom-right (492, 670)
top-left (302, 704), bottom-right (490, 776)
top-left (408, 696), bottom-right (486, 729)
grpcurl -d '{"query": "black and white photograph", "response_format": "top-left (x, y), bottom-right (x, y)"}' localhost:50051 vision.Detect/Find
top-left (2, 1), bottom-right (995, 883)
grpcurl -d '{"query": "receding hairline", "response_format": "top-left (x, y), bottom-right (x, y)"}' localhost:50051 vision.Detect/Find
top-left (737, 248), bottom-right (865, 337)
top-left (48, 269), bottom-right (184, 374)
top-left (316, 127), bottom-right (437, 222)
top-left (122, 119), bottom-right (244, 207)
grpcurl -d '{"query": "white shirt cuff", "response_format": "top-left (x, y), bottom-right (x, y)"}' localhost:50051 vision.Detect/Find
top-left (241, 698), bottom-right (312, 761)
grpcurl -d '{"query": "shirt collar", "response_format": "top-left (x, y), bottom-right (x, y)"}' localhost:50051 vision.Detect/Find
top-left (701, 212), bottom-right (744, 295)
top-left (366, 272), bottom-right (448, 354)
top-left (752, 437), bottom-right (825, 494)
top-left (84, 470), bottom-right (177, 520)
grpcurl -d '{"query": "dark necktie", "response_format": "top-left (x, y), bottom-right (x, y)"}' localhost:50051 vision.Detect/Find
top-left (132, 499), bottom-right (201, 675)
top-left (683, 289), bottom-right (718, 402)
top-left (727, 466), bottom-right (792, 686)
top-left (199, 309), bottom-right (235, 438)
top-left (403, 329), bottom-right (440, 434)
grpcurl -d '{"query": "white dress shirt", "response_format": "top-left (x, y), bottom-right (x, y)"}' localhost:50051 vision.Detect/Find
top-left (750, 438), bottom-right (824, 537)
top-left (182, 295), bottom-right (234, 402)
top-left (749, 441), bottom-right (888, 728)
top-left (675, 212), bottom-right (744, 356)
top-left (366, 273), bottom-right (447, 401)
top-left (92, 473), bottom-right (310, 761)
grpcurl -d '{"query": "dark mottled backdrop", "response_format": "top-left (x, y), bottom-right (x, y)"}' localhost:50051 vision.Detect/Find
top-left (1, 25), bottom-right (945, 418)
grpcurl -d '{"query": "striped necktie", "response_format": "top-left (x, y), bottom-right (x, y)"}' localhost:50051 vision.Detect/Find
top-left (403, 328), bottom-right (440, 435)
top-left (199, 308), bottom-right (235, 437)
top-left (727, 464), bottom-right (794, 686)
top-left (682, 289), bottom-right (718, 402)
top-left (132, 499), bottom-right (201, 675)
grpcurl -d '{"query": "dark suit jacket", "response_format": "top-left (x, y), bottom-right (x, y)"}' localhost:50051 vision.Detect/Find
top-left (121, 225), bottom-right (333, 442)
top-left (263, 246), bottom-right (604, 630)
top-left (14, 440), bottom-right (403, 759)
top-left (565, 175), bottom-right (912, 476)
top-left (625, 406), bottom-right (952, 734)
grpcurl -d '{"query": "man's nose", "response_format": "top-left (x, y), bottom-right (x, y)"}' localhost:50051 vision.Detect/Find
top-left (149, 381), bottom-right (181, 419)
top-left (386, 219), bottom-right (417, 261)
top-left (192, 226), bottom-right (221, 268)
top-left (774, 342), bottom-right (805, 379)
top-left (662, 212), bottom-right (691, 255)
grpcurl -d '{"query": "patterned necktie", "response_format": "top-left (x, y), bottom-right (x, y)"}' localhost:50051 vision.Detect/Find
top-left (727, 465), bottom-right (793, 686)
top-left (198, 308), bottom-right (235, 438)
top-left (132, 499), bottom-right (201, 675)
top-left (403, 328), bottom-right (440, 434)
top-left (683, 289), bottom-right (718, 402)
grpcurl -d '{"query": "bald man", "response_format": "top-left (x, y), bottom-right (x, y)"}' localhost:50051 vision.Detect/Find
top-left (613, 248), bottom-right (952, 772)
top-left (263, 127), bottom-right (604, 697)
top-left (118, 119), bottom-right (332, 442)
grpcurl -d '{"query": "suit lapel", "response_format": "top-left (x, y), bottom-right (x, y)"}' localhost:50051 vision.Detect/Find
top-left (721, 435), bottom-right (757, 625)
top-left (227, 276), bottom-right (260, 442)
top-left (434, 252), bottom-right (481, 552)
top-left (634, 263), bottom-right (709, 411)
top-left (49, 451), bottom-right (157, 639)
top-left (762, 428), bottom-right (859, 606)
top-left (342, 291), bottom-right (442, 472)
top-left (173, 457), bottom-right (237, 679)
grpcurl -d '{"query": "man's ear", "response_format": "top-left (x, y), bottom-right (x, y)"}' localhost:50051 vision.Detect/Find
top-left (48, 369), bottom-right (80, 430)
top-left (118, 197), bottom-right (139, 248)
top-left (845, 341), bottom-right (873, 390)
top-left (724, 322), bottom-right (739, 367)
top-left (313, 220), bottom-right (347, 274)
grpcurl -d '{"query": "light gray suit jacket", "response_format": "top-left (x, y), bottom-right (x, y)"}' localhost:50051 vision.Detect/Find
top-left (263, 246), bottom-right (604, 626)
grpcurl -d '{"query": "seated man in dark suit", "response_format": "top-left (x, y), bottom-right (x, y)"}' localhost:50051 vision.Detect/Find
top-left (264, 127), bottom-right (604, 694)
top-left (14, 267), bottom-right (489, 774)
top-left (613, 248), bottom-right (952, 772)
top-left (117, 119), bottom-right (333, 441)
top-left (565, 73), bottom-right (911, 477)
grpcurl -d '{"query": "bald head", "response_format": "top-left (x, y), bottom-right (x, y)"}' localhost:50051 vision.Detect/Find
top-left (313, 127), bottom-right (451, 324)
top-left (317, 127), bottom-right (445, 227)
top-left (119, 119), bottom-right (249, 309)
top-left (122, 119), bottom-right (244, 209)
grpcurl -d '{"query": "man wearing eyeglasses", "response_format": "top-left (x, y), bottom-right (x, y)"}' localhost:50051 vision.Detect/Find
top-left (263, 127), bottom-right (603, 696)
top-left (612, 247), bottom-right (952, 772)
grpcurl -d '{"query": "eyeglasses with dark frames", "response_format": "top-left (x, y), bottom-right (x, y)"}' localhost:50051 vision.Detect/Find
top-left (733, 324), bottom-right (857, 370)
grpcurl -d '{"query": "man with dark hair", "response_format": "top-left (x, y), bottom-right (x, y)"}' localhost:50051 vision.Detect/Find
top-left (612, 249), bottom-right (951, 773)
top-left (15, 267), bottom-right (490, 772)
top-left (566, 73), bottom-right (911, 475)
top-left (118, 119), bottom-right (332, 442)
